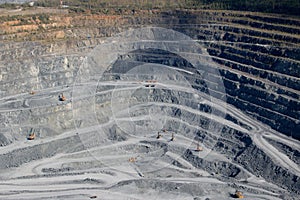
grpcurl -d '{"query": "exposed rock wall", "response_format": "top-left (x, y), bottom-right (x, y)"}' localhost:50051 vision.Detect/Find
top-left (159, 10), bottom-right (300, 140)
top-left (0, 10), bottom-right (299, 140)
top-left (0, 10), bottom-right (299, 198)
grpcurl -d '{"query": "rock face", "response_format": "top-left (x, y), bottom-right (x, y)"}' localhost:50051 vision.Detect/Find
top-left (160, 10), bottom-right (300, 140)
top-left (0, 9), bottom-right (299, 200)
top-left (0, 9), bottom-right (298, 139)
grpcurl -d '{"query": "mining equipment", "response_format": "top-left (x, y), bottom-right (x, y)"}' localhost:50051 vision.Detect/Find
top-left (234, 191), bottom-right (244, 198)
top-left (157, 132), bottom-right (162, 139)
top-left (195, 142), bottom-right (203, 151)
top-left (59, 93), bottom-right (66, 101)
top-left (27, 132), bottom-right (35, 140)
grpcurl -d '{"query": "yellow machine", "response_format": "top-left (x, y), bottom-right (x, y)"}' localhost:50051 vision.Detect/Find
top-left (196, 143), bottom-right (203, 151)
top-left (27, 132), bottom-right (35, 140)
top-left (145, 80), bottom-right (157, 87)
top-left (235, 191), bottom-right (244, 198)
top-left (170, 133), bottom-right (175, 141)
top-left (60, 93), bottom-right (66, 101)
top-left (29, 91), bottom-right (36, 95)
top-left (128, 157), bottom-right (137, 162)
top-left (157, 132), bottom-right (162, 139)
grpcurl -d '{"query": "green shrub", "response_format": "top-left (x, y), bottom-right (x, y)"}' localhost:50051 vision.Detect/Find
top-left (0, 3), bottom-right (18, 9)
top-left (38, 14), bottom-right (50, 24)
top-left (69, 7), bottom-right (86, 13)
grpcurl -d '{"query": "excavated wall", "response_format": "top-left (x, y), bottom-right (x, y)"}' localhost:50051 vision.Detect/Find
top-left (0, 9), bottom-right (299, 197)
top-left (1, 10), bottom-right (299, 139)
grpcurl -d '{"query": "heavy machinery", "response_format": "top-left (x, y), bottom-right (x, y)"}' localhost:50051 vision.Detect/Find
top-left (156, 132), bottom-right (162, 139)
top-left (29, 91), bottom-right (36, 95)
top-left (144, 80), bottom-right (157, 88)
top-left (59, 93), bottom-right (66, 101)
top-left (27, 132), bottom-right (35, 140)
top-left (128, 157), bottom-right (137, 162)
top-left (234, 191), bottom-right (244, 198)
top-left (195, 142), bottom-right (203, 151)
top-left (170, 133), bottom-right (175, 141)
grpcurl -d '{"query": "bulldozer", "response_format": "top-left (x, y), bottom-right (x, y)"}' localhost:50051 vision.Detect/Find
top-left (234, 191), bottom-right (244, 198)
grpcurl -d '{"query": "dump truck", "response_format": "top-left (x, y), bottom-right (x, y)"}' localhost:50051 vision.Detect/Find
top-left (145, 80), bottom-right (157, 88)
top-left (170, 133), bottom-right (175, 141)
top-left (29, 91), bottom-right (36, 95)
top-left (128, 157), bottom-right (137, 162)
top-left (59, 93), bottom-right (66, 101)
top-left (196, 143), bottom-right (203, 151)
top-left (27, 132), bottom-right (35, 140)
top-left (235, 191), bottom-right (244, 198)
top-left (157, 132), bottom-right (162, 139)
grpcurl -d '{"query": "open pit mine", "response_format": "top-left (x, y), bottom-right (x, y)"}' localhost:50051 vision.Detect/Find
top-left (0, 4), bottom-right (299, 200)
